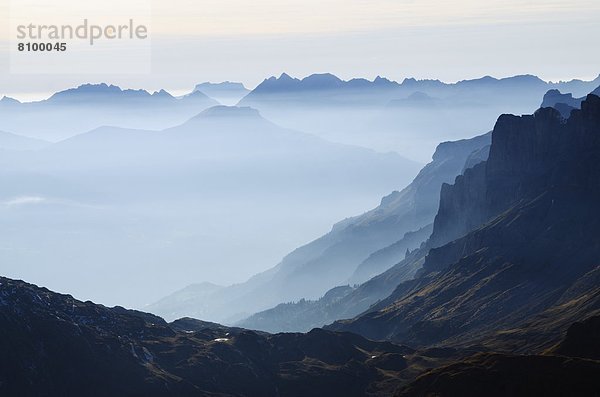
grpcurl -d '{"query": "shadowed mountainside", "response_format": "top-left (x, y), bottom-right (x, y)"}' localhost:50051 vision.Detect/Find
top-left (396, 315), bottom-right (600, 396)
top-left (234, 133), bottom-right (491, 333)
top-left (328, 95), bottom-right (600, 352)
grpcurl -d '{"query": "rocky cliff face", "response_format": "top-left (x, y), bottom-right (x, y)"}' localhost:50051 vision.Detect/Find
top-left (328, 95), bottom-right (600, 348)
top-left (429, 96), bottom-right (600, 261)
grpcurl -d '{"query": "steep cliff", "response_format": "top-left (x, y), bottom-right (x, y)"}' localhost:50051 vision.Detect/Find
top-left (329, 95), bottom-right (600, 349)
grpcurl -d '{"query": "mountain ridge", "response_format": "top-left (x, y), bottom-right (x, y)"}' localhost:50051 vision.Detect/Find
top-left (229, 132), bottom-right (491, 332)
top-left (0, 276), bottom-right (415, 397)
top-left (327, 95), bottom-right (600, 351)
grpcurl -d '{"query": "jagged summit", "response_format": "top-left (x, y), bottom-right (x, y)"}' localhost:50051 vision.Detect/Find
top-left (44, 83), bottom-right (189, 105)
top-left (151, 89), bottom-right (173, 98)
top-left (0, 96), bottom-right (20, 104)
top-left (252, 73), bottom-right (398, 94)
top-left (278, 72), bottom-right (295, 81)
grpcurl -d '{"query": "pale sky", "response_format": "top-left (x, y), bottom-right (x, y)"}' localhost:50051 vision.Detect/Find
top-left (0, 0), bottom-right (599, 100)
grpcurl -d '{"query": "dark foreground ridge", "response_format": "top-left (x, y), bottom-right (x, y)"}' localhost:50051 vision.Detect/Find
top-left (396, 315), bottom-right (600, 396)
top-left (0, 277), bottom-right (413, 397)
top-left (2, 276), bottom-right (599, 397)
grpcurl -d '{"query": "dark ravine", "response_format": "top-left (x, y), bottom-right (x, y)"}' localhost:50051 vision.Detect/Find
top-left (328, 95), bottom-right (600, 351)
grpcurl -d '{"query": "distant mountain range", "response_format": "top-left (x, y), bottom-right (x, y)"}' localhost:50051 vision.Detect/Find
top-left (3, 73), bottom-right (598, 159)
top-left (244, 73), bottom-right (600, 100)
top-left (238, 73), bottom-right (600, 160)
top-left (0, 84), bottom-right (218, 141)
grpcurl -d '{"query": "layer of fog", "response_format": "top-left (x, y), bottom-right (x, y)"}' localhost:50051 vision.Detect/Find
top-left (0, 107), bottom-right (420, 307)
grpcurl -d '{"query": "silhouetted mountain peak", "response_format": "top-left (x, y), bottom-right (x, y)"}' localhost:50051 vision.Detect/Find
top-left (0, 96), bottom-right (20, 104)
top-left (192, 81), bottom-right (250, 104)
top-left (374, 75), bottom-right (392, 84)
top-left (193, 105), bottom-right (262, 120)
top-left (541, 85), bottom-right (600, 118)
top-left (542, 88), bottom-right (573, 105)
top-left (252, 73), bottom-right (396, 95)
top-left (300, 73), bottom-right (344, 89)
top-left (185, 90), bottom-right (213, 99)
top-left (194, 81), bottom-right (247, 91)
top-left (151, 89), bottom-right (173, 98)
top-left (253, 73), bottom-right (302, 93)
top-left (48, 83), bottom-right (158, 102)
top-left (400, 77), bottom-right (443, 87)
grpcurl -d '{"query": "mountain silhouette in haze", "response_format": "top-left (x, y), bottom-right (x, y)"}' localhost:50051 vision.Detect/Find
top-left (193, 81), bottom-right (250, 105)
top-left (0, 130), bottom-right (49, 151)
top-left (239, 73), bottom-right (600, 160)
top-left (1, 105), bottom-right (420, 309)
top-left (154, 131), bottom-right (491, 329)
top-left (541, 84), bottom-right (600, 117)
top-left (0, 84), bottom-right (219, 141)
